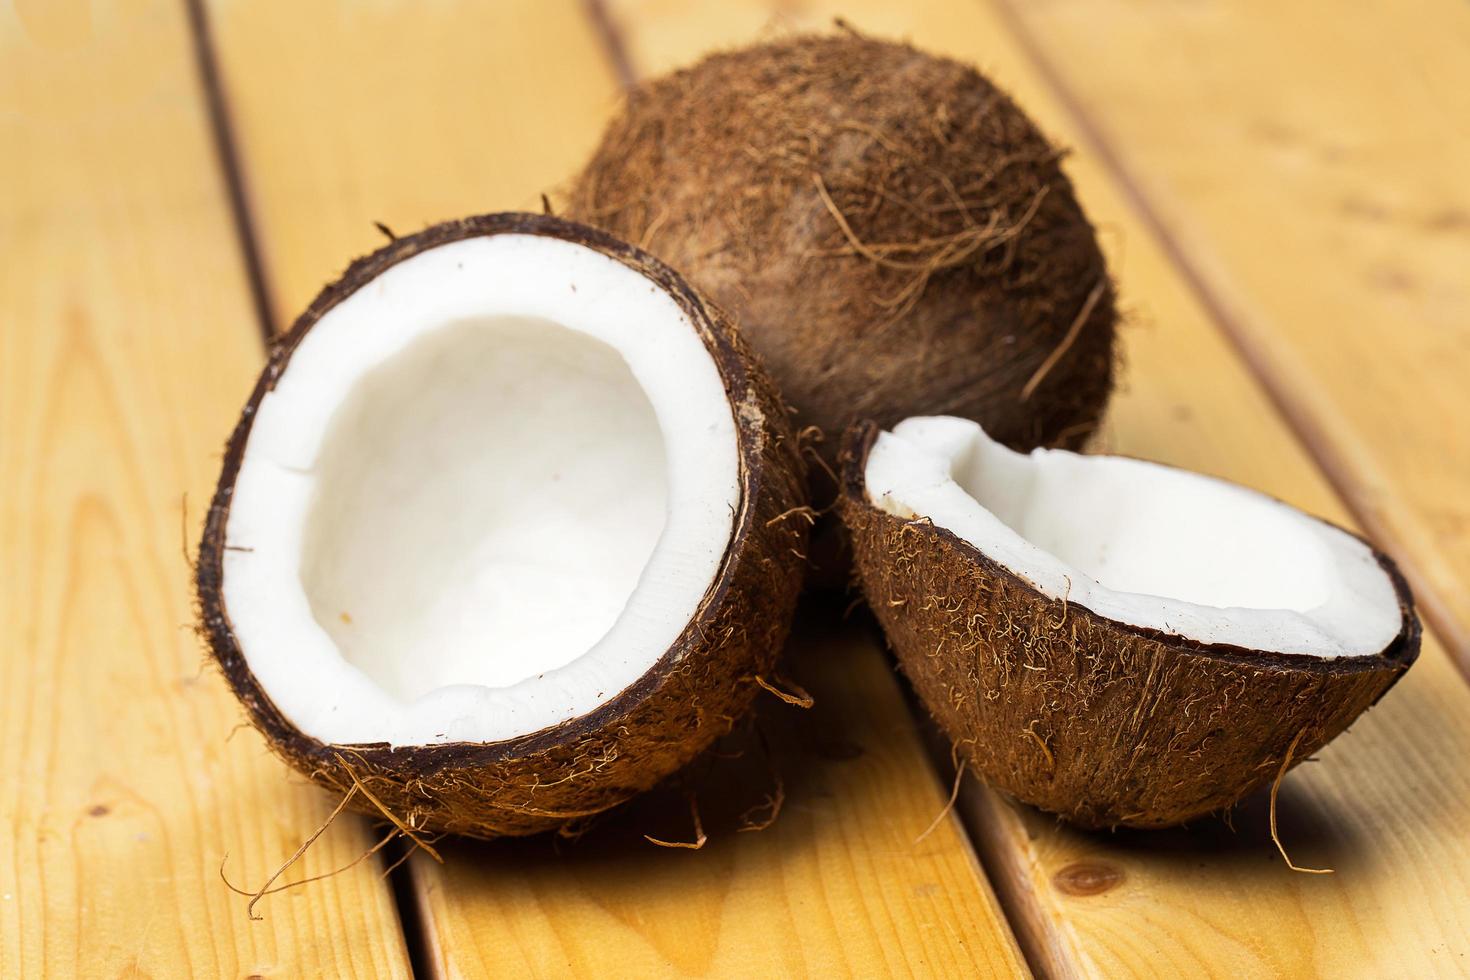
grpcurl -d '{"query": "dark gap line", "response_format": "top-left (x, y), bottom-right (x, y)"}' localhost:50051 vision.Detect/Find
top-left (387, 841), bottom-right (438, 980)
top-left (980, 0), bottom-right (1470, 677)
top-left (183, 0), bottom-right (278, 346)
top-left (583, 0), bottom-right (639, 90)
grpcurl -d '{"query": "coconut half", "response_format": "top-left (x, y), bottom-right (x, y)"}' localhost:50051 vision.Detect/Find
top-left (197, 214), bottom-right (807, 838)
top-left (840, 417), bottom-right (1419, 829)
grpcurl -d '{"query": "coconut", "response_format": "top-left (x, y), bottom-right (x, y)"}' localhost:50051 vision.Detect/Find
top-left (196, 213), bottom-right (808, 838)
top-left (839, 417), bottom-right (1419, 829)
top-left (570, 34), bottom-right (1117, 464)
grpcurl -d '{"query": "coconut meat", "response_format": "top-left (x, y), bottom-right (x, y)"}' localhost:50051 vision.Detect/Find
top-left (865, 417), bottom-right (1401, 657)
top-left (222, 234), bottom-right (740, 747)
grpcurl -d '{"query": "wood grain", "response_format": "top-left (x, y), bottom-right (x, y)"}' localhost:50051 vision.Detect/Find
top-left (413, 609), bottom-right (1029, 978)
top-left (991, 0), bottom-right (1470, 671)
top-left (201, 0), bottom-right (1028, 974)
top-left (203, 0), bottom-right (623, 326)
top-left (600, 0), bottom-right (1470, 975)
top-left (0, 0), bottom-right (409, 975)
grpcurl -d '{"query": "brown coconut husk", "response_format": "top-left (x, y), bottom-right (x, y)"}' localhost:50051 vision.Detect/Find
top-left (196, 213), bottom-right (809, 839)
top-left (570, 34), bottom-right (1118, 466)
top-left (838, 421), bottom-right (1420, 829)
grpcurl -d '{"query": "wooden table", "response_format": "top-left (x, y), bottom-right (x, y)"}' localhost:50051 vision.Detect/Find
top-left (4, 0), bottom-right (1467, 975)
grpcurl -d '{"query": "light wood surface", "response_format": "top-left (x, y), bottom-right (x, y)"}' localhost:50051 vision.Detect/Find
top-left (10, 0), bottom-right (1468, 974)
top-left (201, 0), bottom-right (1028, 975)
top-left (599, 0), bottom-right (1470, 975)
top-left (203, 0), bottom-right (622, 325)
top-left (412, 610), bottom-right (1029, 978)
top-left (0, 1), bottom-right (409, 975)
top-left (993, 0), bottom-right (1470, 670)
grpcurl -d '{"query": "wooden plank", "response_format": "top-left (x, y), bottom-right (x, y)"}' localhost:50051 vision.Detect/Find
top-left (201, 0), bottom-right (1028, 974)
top-left (0, 1), bottom-right (410, 975)
top-left (204, 0), bottom-right (625, 325)
top-left (413, 608), bottom-right (1028, 977)
top-left (990, 0), bottom-right (1470, 670)
top-left (599, 0), bottom-right (1470, 975)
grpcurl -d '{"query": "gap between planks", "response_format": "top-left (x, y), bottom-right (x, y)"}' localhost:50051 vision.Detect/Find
top-left (584, 0), bottom-right (639, 91)
top-left (183, 0), bottom-right (279, 342)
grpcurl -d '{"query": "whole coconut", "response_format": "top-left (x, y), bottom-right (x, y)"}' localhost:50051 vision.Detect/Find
top-left (570, 34), bottom-right (1118, 464)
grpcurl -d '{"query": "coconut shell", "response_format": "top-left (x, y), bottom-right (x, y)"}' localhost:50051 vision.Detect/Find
top-left (839, 422), bottom-right (1420, 829)
top-left (196, 213), bottom-right (809, 838)
top-left (570, 34), bottom-right (1118, 463)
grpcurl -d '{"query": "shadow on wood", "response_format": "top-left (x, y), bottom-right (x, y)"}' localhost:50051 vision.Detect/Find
top-left (399, 594), bottom-right (1025, 975)
top-left (434, 593), bottom-right (898, 872)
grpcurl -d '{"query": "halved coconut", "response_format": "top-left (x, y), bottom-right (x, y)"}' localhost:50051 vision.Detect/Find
top-left (840, 416), bottom-right (1419, 829)
top-left (197, 214), bottom-right (808, 838)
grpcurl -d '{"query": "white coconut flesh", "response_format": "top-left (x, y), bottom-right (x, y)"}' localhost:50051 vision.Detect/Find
top-left (865, 417), bottom-right (1402, 658)
top-left (222, 234), bottom-right (740, 747)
